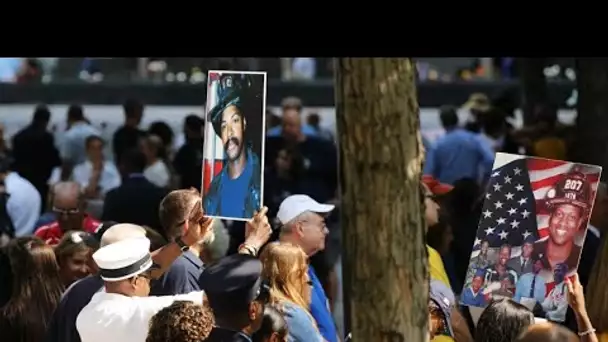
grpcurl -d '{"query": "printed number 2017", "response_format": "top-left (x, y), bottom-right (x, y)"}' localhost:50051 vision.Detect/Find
top-left (564, 179), bottom-right (583, 191)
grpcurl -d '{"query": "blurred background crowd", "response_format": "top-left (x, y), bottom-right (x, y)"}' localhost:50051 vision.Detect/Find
top-left (0, 57), bottom-right (579, 84)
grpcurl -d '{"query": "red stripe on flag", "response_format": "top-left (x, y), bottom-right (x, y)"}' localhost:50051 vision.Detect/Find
top-left (527, 158), bottom-right (568, 171)
top-left (527, 160), bottom-right (601, 237)
top-left (202, 160), bottom-right (223, 195)
top-left (530, 173), bottom-right (564, 192)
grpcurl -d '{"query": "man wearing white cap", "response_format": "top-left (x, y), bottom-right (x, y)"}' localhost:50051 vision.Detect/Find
top-left (76, 237), bottom-right (205, 342)
top-left (277, 194), bottom-right (338, 342)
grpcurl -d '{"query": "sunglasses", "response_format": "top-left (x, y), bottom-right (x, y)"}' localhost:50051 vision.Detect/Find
top-left (53, 206), bottom-right (80, 215)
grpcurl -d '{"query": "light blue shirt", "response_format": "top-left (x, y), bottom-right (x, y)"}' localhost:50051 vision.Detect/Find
top-left (5, 172), bottom-right (41, 236)
top-left (424, 128), bottom-right (495, 185)
top-left (267, 125), bottom-right (319, 138)
top-left (282, 302), bottom-right (323, 342)
top-left (513, 272), bottom-right (546, 305)
top-left (61, 122), bottom-right (101, 165)
top-left (0, 58), bottom-right (22, 82)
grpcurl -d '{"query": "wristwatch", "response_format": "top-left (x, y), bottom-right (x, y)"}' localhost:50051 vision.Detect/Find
top-left (175, 236), bottom-right (189, 252)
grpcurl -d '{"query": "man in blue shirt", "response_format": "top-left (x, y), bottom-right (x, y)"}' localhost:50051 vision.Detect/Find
top-left (424, 105), bottom-right (495, 185)
top-left (277, 194), bottom-right (339, 342)
top-left (460, 269), bottom-right (487, 307)
top-left (204, 73), bottom-right (262, 219)
top-left (513, 259), bottom-right (546, 306)
top-left (151, 189), bottom-right (209, 296)
top-left (266, 96), bottom-right (318, 138)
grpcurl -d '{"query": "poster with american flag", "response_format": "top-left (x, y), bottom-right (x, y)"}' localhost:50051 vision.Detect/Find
top-left (460, 153), bottom-right (601, 323)
top-left (201, 70), bottom-right (267, 221)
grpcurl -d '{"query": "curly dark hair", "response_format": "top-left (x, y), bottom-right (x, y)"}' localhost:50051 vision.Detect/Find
top-left (146, 301), bottom-right (215, 342)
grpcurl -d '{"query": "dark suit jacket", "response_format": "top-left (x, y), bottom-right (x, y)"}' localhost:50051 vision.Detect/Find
top-left (506, 256), bottom-right (534, 275)
top-left (101, 176), bottom-right (167, 232)
top-left (12, 125), bottom-right (60, 200)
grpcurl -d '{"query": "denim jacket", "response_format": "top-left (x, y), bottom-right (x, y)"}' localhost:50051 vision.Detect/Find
top-left (204, 149), bottom-right (261, 218)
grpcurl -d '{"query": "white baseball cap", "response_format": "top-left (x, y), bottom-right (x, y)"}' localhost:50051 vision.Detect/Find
top-left (276, 195), bottom-right (335, 224)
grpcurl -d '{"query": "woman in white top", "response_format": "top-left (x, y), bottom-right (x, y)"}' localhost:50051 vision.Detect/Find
top-left (72, 135), bottom-right (121, 198)
top-left (141, 135), bottom-right (171, 188)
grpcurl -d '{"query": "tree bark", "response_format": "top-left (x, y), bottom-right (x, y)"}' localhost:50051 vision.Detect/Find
top-left (573, 58), bottom-right (608, 178)
top-left (334, 58), bottom-right (428, 342)
top-left (519, 58), bottom-right (548, 125)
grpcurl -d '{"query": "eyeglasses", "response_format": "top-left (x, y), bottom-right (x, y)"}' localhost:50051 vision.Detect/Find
top-left (301, 219), bottom-right (327, 231)
top-left (53, 206), bottom-right (80, 215)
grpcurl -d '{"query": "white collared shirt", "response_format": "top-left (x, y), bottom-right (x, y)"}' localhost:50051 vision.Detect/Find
top-left (5, 172), bottom-right (41, 236)
top-left (76, 290), bottom-right (204, 342)
top-left (143, 160), bottom-right (170, 188)
top-left (72, 160), bottom-right (121, 196)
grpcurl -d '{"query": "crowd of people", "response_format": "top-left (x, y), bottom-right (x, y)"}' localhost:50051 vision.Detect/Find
top-left (0, 86), bottom-right (605, 342)
top-left (0, 94), bottom-right (343, 342)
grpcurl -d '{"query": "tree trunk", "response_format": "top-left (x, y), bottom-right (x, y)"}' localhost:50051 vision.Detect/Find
top-left (519, 58), bottom-right (548, 125)
top-left (334, 58), bottom-right (428, 342)
top-left (573, 58), bottom-right (608, 178)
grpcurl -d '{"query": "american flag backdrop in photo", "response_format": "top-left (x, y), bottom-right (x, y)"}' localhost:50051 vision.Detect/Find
top-left (473, 154), bottom-right (601, 252)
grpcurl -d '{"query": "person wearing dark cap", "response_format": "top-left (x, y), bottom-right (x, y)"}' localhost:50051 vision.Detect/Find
top-left (204, 73), bottom-right (262, 219)
top-left (200, 253), bottom-right (270, 342)
top-left (534, 169), bottom-right (592, 279)
top-left (174, 114), bottom-right (204, 190)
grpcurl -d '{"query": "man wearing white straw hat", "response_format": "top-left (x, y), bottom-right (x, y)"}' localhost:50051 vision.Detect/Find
top-left (76, 237), bottom-right (204, 342)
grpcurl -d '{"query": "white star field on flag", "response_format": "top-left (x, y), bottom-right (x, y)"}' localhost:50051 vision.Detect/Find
top-left (475, 158), bottom-right (539, 248)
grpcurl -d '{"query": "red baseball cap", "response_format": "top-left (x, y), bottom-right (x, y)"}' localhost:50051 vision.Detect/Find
top-left (422, 175), bottom-right (454, 196)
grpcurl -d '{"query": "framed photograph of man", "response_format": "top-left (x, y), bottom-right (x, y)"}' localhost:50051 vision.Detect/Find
top-left (460, 153), bottom-right (602, 323)
top-left (201, 70), bottom-right (267, 221)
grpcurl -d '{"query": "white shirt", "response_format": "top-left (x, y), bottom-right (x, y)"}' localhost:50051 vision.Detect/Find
top-left (144, 160), bottom-right (170, 188)
top-left (5, 172), bottom-right (41, 236)
top-left (76, 290), bottom-right (204, 342)
top-left (73, 160), bottom-right (121, 195)
top-left (61, 122), bottom-right (101, 165)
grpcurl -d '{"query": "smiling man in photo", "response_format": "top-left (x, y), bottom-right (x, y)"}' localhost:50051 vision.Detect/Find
top-left (534, 170), bottom-right (591, 277)
top-left (204, 73), bottom-right (262, 219)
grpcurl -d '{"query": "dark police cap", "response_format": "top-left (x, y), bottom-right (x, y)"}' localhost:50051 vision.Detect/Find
top-left (200, 253), bottom-right (264, 305)
top-left (207, 73), bottom-right (253, 137)
top-left (93, 221), bottom-right (118, 242)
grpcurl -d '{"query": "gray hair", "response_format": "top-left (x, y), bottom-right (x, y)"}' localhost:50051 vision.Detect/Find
top-left (280, 211), bottom-right (314, 233)
top-left (200, 219), bottom-right (230, 261)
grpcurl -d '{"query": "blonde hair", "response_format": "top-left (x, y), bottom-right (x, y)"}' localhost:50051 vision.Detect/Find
top-left (259, 242), bottom-right (314, 323)
top-left (586, 235), bottom-right (608, 332)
